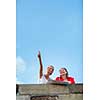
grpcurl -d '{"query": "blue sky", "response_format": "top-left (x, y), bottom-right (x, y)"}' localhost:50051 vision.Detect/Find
top-left (16, 0), bottom-right (83, 84)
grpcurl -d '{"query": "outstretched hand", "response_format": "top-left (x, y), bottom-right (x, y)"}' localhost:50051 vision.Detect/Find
top-left (38, 51), bottom-right (41, 58)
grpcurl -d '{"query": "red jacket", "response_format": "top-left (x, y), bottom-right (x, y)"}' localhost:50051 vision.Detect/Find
top-left (55, 76), bottom-right (75, 84)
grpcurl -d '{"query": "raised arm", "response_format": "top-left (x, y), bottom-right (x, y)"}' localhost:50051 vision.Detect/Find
top-left (37, 51), bottom-right (43, 79)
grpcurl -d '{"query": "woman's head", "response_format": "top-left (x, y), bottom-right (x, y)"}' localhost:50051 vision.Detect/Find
top-left (59, 68), bottom-right (68, 77)
top-left (47, 65), bottom-right (54, 75)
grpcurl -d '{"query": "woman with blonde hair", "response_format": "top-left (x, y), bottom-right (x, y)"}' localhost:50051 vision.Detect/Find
top-left (38, 51), bottom-right (54, 84)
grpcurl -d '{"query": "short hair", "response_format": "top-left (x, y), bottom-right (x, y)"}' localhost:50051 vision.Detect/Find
top-left (50, 65), bottom-right (54, 69)
top-left (48, 65), bottom-right (54, 70)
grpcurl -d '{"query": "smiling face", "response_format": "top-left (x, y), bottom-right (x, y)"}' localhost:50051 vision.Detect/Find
top-left (59, 68), bottom-right (68, 76)
top-left (47, 65), bottom-right (54, 75)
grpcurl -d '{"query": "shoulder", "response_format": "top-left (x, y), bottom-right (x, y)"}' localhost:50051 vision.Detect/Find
top-left (40, 74), bottom-right (45, 78)
top-left (39, 75), bottom-right (47, 84)
top-left (67, 76), bottom-right (75, 84)
top-left (67, 77), bottom-right (74, 80)
top-left (55, 77), bottom-right (60, 80)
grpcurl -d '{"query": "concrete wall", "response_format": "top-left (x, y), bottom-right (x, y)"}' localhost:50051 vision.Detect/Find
top-left (16, 83), bottom-right (83, 100)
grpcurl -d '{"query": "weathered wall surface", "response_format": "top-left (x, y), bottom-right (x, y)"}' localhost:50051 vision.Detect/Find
top-left (16, 84), bottom-right (83, 100)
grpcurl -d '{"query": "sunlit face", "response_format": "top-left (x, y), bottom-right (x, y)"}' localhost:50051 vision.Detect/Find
top-left (47, 66), bottom-right (54, 75)
top-left (59, 68), bottom-right (67, 76)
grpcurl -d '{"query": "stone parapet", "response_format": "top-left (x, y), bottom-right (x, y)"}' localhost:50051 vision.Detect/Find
top-left (16, 83), bottom-right (83, 100)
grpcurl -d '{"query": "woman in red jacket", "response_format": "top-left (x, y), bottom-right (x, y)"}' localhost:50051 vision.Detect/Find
top-left (55, 68), bottom-right (75, 84)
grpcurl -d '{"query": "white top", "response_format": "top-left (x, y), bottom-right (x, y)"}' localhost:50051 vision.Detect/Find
top-left (39, 75), bottom-right (52, 84)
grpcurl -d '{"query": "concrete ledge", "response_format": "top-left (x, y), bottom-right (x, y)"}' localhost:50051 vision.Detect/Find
top-left (17, 84), bottom-right (83, 95)
top-left (19, 84), bottom-right (69, 95)
top-left (58, 94), bottom-right (83, 100)
top-left (16, 95), bottom-right (30, 100)
top-left (68, 84), bottom-right (83, 93)
top-left (16, 84), bottom-right (83, 100)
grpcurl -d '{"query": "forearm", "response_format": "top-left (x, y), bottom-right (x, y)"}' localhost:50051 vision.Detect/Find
top-left (38, 52), bottom-right (43, 78)
top-left (39, 57), bottom-right (43, 72)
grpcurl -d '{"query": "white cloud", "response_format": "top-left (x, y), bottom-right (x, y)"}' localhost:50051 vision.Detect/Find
top-left (16, 56), bottom-right (26, 75)
top-left (16, 56), bottom-right (27, 84)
